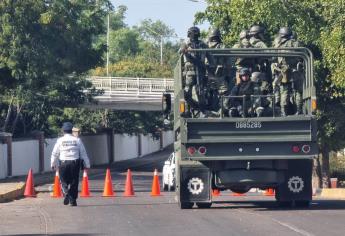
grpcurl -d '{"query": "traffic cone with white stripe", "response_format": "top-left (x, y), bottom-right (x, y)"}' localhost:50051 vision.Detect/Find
top-left (52, 170), bottom-right (62, 198)
top-left (150, 169), bottom-right (161, 196)
top-left (80, 169), bottom-right (91, 197)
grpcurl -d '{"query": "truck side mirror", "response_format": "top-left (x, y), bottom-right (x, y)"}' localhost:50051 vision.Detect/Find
top-left (162, 93), bottom-right (172, 115)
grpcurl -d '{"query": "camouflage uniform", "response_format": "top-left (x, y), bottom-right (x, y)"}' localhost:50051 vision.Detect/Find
top-left (274, 27), bottom-right (303, 116)
top-left (207, 28), bottom-right (232, 114)
top-left (180, 26), bottom-right (209, 116)
top-left (248, 25), bottom-right (271, 96)
top-left (233, 30), bottom-right (252, 86)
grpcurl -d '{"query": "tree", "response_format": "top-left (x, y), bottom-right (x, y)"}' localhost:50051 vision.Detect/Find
top-left (0, 0), bottom-right (111, 136)
top-left (195, 0), bottom-right (345, 187)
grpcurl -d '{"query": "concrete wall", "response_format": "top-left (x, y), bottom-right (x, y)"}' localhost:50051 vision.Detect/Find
top-left (0, 144), bottom-right (7, 179)
top-left (140, 134), bottom-right (160, 157)
top-left (162, 130), bottom-right (174, 148)
top-left (114, 134), bottom-right (138, 161)
top-left (81, 134), bottom-right (109, 165)
top-left (44, 138), bottom-right (57, 172)
top-left (12, 140), bottom-right (39, 176)
top-left (0, 131), bottom-right (173, 179)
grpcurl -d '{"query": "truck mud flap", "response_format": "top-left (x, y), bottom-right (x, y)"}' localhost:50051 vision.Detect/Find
top-left (276, 159), bottom-right (313, 201)
top-left (180, 167), bottom-right (211, 202)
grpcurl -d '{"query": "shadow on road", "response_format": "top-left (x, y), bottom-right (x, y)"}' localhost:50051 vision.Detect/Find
top-left (211, 199), bottom-right (345, 211)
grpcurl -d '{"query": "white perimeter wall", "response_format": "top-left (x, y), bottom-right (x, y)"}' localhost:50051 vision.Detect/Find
top-left (0, 144), bottom-right (8, 179)
top-left (81, 134), bottom-right (109, 165)
top-left (114, 134), bottom-right (138, 161)
top-left (162, 131), bottom-right (174, 148)
top-left (0, 131), bottom-right (173, 179)
top-left (140, 134), bottom-right (160, 157)
top-left (44, 138), bottom-right (57, 172)
top-left (12, 140), bottom-right (39, 176)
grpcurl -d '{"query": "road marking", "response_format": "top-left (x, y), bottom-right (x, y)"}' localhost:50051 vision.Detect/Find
top-left (272, 219), bottom-right (315, 236)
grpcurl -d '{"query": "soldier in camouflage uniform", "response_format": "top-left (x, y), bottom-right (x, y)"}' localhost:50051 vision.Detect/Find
top-left (248, 25), bottom-right (272, 97)
top-left (206, 28), bottom-right (232, 115)
top-left (273, 27), bottom-right (303, 116)
top-left (179, 26), bottom-right (209, 117)
top-left (233, 30), bottom-right (252, 86)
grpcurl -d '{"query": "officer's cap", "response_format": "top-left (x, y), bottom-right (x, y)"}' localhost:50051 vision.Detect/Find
top-left (62, 122), bottom-right (73, 131)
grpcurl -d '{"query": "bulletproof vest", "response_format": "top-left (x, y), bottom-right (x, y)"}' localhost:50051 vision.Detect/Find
top-left (237, 80), bottom-right (255, 97)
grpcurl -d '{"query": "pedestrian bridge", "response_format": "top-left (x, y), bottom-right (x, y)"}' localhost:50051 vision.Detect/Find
top-left (84, 76), bottom-right (174, 110)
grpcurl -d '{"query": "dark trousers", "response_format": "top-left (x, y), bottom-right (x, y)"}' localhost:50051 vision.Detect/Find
top-left (59, 159), bottom-right (81, 201)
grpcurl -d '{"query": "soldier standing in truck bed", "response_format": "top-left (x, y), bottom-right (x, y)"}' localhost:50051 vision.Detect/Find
top-left (179, 26), bottom-right (209, 117)
top-left (273, 27), bottom-right (303, 116)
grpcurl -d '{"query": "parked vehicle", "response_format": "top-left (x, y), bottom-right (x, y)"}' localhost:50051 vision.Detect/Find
top-left (162, 152), bottom-right (176, 191)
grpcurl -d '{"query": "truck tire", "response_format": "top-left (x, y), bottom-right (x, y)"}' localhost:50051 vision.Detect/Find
top-left (196, 202), bottom-right (212, 208)
top-left (179, 202), bottom-right (194, 209)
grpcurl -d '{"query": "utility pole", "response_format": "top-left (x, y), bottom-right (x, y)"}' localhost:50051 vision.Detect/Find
top-left (106, 13), bottom-right (110, 77)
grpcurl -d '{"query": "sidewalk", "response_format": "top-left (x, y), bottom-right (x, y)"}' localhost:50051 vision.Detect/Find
top-left (0, 146), bottom-right (172, 203)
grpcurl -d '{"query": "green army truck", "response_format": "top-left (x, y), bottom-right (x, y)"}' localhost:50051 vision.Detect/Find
top-left (162, 48), bottom-right (318, 209)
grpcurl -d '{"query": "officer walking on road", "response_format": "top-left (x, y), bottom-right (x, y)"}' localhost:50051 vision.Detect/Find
top-left (51, 122), bottom-right (90, 206)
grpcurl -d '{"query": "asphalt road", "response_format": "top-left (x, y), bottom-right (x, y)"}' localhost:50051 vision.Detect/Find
top-left (1, 148), bottom-right (345, 236)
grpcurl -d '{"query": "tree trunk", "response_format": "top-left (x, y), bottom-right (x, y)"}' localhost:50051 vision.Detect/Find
top-left (11, 103), bottom-right (23, 135)
top-left (312, 156), bottom-right (322, 190)
top-left (320, 146), bottom-right (330, 188)
top-left (2, 96), bottom-right (14, 132)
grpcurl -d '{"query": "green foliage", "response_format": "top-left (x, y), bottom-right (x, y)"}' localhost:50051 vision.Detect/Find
top-left (0, 0), bottom-right (111, 137)
top-left (91, 56), bottom-right (173, 78)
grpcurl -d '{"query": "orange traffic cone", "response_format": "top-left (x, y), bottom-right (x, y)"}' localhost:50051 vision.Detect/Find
top-left (212, 189), bottom-right (220, 197)
top-left (150, 169), bottom-right (161, 196)
top-left (24, 168), bottom-right (36, 197)
top-left (264, 188), bottom-right (275, 196)
top-left (52, 170), bottom-right (62, 198)
top-left (123, 169), bottom-right (135, 197)
top-left (80, 169), bottom-right (91, 197)
top-left (102, 168), bottom-right (115, 197)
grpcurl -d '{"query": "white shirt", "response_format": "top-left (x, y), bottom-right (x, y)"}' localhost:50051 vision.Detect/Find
top-left (51, 134), bottom-right (90, 169)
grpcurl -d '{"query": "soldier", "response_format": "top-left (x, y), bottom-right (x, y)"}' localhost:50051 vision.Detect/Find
top-left (206, 28), bottom-right (232, 115)
top-left (248, 25), bottom-right (268, 49)
top-left (233, 30), bottom-right (253, 86)
top-left (232, 30), bottom-right (250, 49)
top-left (228, 68), bottom-right (260, 117)
top-left (248, 25), bottom-right (271, 96)
top-left (273, 26), bottom-right (303, 116)
top-left (179, 26), bottom-right (209, 116)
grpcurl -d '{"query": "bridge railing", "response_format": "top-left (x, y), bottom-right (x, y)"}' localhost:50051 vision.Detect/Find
top-left (88, 76), bottom-right (174, 95)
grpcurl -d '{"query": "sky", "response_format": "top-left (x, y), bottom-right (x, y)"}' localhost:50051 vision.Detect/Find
top-left (111, 0), bottom-right (209, 40)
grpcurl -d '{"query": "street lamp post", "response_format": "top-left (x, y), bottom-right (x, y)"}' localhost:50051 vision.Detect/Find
top-left (106, 13), bottom-right (110, 77)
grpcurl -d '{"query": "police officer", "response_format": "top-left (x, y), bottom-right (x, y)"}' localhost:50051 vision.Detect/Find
top-left (233, 30), bottom-right (250, 49)
top-left (274, 26), bottom-right (302, 116)
top-left (51, 122), bottom-right (90, 206)
top-left (233, 30), bottom-right (252, 85)
top-left (179, 26), bottom-right (209, 116)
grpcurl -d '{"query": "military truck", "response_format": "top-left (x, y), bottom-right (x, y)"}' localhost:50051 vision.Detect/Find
top-left (162, 48), bottom-right (317, 209)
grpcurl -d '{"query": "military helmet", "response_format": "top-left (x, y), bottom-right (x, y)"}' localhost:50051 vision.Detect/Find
top-left (209, 28), bottom-right (221, 38)
top-left (187, 26), bottom-right (200, 38)
top-left (239, 30), bottom-right (248, 40)
top-left (279, 27), bottom-right (292, 38)
top-left (249, 25), bottom-right (264, 36)
top-left (239, 67), bottom-right (251, 77)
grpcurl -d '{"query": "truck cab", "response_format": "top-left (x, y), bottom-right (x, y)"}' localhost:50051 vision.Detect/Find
top-left (163, 48), bottom-right (318, 209)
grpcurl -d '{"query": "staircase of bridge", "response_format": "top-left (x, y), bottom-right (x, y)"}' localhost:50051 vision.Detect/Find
top-left (86, 76), bottom-right (174, 110)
